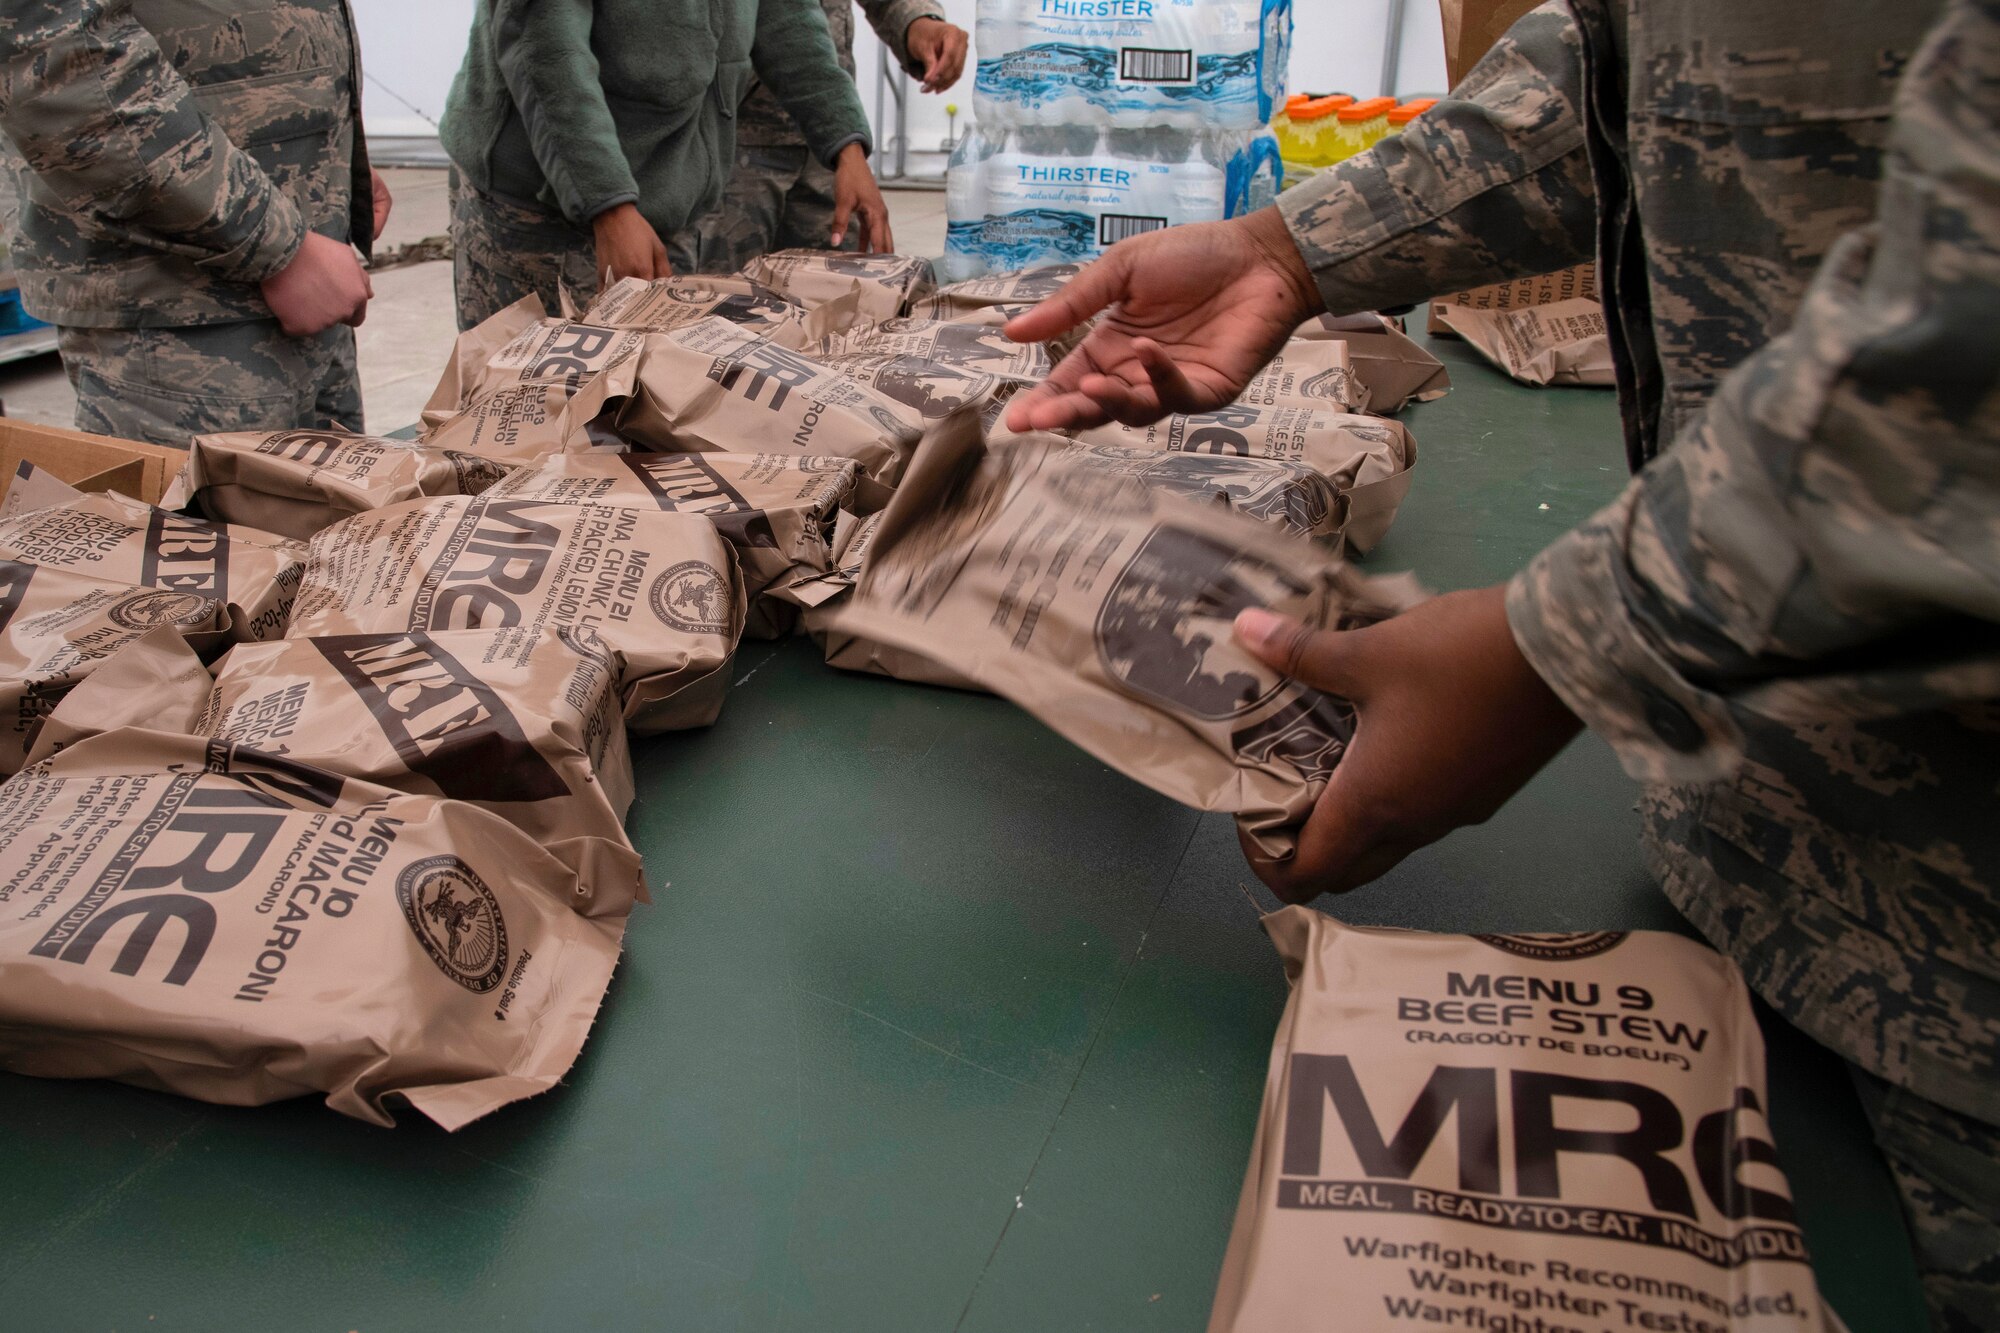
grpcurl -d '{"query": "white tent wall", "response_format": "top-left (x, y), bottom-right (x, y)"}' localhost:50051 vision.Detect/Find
top-left (350, 0), bottom-right (1450, 175)
top-left (353, 0), bottom-right (475, 141)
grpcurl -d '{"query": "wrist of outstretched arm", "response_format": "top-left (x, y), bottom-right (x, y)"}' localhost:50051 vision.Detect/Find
top-left (1246, 205), bottom-right (1326, 323)
top-left (891, 5), bottom-right (947, 69)
top-left (1274, 169), bottom-right (1429, 317)
top-left (1505, 492), bottom-right (1745, 787)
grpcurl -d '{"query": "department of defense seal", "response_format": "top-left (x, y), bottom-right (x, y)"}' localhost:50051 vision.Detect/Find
top-left (1299, 367), bottom-right (1358, 403)
top-left (107, 589), bottom-right (216, 631)
top-left (1474, 932), bottom-right (1629, 962)
top-left (649, 561), bottom-right (730, 633)
top-left (397, 856), bottom-right (509, 993)
top-left (1096, 526), bottom-right (1312, 720)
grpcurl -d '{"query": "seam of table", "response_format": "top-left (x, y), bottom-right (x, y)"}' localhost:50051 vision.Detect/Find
top-left (948, 811), bottom-right (1207, 1331)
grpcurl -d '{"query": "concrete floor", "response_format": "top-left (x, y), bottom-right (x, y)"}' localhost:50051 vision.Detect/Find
top-left (0, 167), bottom-right (950, 438)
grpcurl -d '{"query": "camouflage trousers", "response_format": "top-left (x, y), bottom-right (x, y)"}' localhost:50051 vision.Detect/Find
top-left (1852, 1072), bottom-right (2000, 1331)
top-left (450, 170), bottom-right (698, 330)
top-left (670, 143), bottom-right (857, 277)
top-left (56, 319), bottom-right (361, 449)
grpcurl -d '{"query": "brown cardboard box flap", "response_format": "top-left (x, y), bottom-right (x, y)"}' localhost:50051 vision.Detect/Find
top-left (1439, 0), bottom-right (1545, 85)
top-left (0, 419), bottom-right (185, 506)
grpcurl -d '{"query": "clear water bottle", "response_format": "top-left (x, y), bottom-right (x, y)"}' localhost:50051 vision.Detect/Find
top-left (974, 0), bottom-right (1293, 131)
top-left (944, 123), bottom-right (1281, 279)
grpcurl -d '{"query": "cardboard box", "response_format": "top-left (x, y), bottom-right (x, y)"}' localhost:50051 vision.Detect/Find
top-left (1439, 0), bottom-right (1545, 85)
top-left (0, 418), bottom-right (185, 507)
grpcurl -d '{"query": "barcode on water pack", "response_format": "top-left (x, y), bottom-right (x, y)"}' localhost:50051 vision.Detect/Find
top-left (1099, 214), bottom-right (1168, 246)
top-left (1118, 47), bottom-right (1194, 83)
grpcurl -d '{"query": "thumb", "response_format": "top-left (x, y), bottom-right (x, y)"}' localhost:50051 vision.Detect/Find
top-left (1003, 248), bottom-right (1127, 344)
top-left (1234, 607), bottom-right (1366, 697)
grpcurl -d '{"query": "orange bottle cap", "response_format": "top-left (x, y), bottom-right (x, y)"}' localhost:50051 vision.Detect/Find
top-left (1336, 96), bottom-right (1397, 121)
top-left (1289, 94), bottom-right (1355, 123)
top-left (1388, 98), bottom-right (1438, 124)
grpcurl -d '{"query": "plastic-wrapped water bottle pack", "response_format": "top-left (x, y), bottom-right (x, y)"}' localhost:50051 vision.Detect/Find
top-left (943, 124), bottom-right (1281, 279)
top-left (975, 0), bottom-right (1292, 130)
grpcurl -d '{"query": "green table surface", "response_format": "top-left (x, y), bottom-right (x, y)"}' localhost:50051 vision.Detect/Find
top-left (0, 333), bottom-right (1928, 1332)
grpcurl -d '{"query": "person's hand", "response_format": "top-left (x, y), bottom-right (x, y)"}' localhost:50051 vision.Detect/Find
top-left (1003, 207), bottom-right (1323, 433)
top-left (591, 202), bottom-right (672, 282)
top-left (371, 168), bottom-right (393, 242)
top-left (1231, 586), bottom-right (1583, 901)
top-left (260, 231), bottom-right (373, 336)
top-left (831, 143), bottom-right (893, 252)
top-left (906, 17), bottom-right (969, 92)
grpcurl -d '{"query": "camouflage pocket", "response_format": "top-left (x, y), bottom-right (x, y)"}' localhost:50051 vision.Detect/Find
top-left (1639, 3), bottom-right (1917, 124)
top-left (192, 68), bottom-right (346, 228)
top-left (191, 68), bottom-right (341, 149)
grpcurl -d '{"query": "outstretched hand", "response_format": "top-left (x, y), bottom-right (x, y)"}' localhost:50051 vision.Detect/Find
top-left (1231, 587), bottom-right (1583, 901)
top-left (1002, 208), bottom-right (1323, 433)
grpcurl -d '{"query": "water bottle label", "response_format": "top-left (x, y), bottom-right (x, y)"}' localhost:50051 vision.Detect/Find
top-left (943, 128), bottom-right (1281, 277)
top-left (946, 209), bottom-right (1101, 275)
top-left (973, 0), bottom-right (1291, 128)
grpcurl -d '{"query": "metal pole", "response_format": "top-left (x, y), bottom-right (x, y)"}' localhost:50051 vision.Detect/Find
top-left (894, 67), bottom-right (911, 179)
top-left (873, 50), bottom-right (891, 182)
top-left (1379, 0), bottom-right (1407, 96)
top-left (873, 50), bottom-right (910, 183)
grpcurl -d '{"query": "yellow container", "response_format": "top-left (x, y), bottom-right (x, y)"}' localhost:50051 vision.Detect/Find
top-left (1281, 95), bottom-right (1353, 167)
top-left (1385, 97), bottom-right (1438, 135)
top-left (1270, 93), bottom-right (1313, 161)
top-left (1329, 97), bottom-right (1397, 160)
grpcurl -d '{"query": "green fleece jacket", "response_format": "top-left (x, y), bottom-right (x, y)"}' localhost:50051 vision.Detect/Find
top-left (441, 0), bottom-right (871, 233)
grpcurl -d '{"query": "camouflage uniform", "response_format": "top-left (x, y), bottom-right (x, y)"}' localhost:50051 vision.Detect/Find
top-left (0, 0), bottom-right (374, 445)
top-left (675, 0), bottom-right (942, 275)
top-left (1279, 2), bottom-right (1999, 1326)
top-left (448, 170), bottom-right (699, 330)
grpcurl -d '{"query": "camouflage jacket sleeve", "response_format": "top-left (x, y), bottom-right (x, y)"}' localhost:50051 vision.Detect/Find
top-left (751, 0), bottom-right (874, 167)
top-left (1507, 0), bottom-right (2000, 785)
top-left (0, 0), bottom-right (306, 285)
top-left (1276, 1), bottom-right (1595, 315)
top-left (857, 0), bottom-right (945, 76)
top-left (491, 0), bottom-right (640, 223)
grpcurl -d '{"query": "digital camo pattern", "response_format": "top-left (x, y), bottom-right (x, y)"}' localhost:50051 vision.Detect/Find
top-left (58, 319), bottom-right (362, 446)
top-left (677, 0), bottom-right (938, 273)
top-left (1276, 3), bottom-right (1595, 369)
top-left (1280, 0), bottom-right (1941, 470)
top-left (674, 146), bottom-right (851, 276)
top-left (449, 170), bottom-right (702, 330)
top-left (0, 0), bottom-right (370, 328)
top-left (736, 0), bottom-right (940, 148)
top-left (1855, 1072), bottom-right (2000, 1333)
top-left (1379, 3), bottom-right (1998, 1327)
